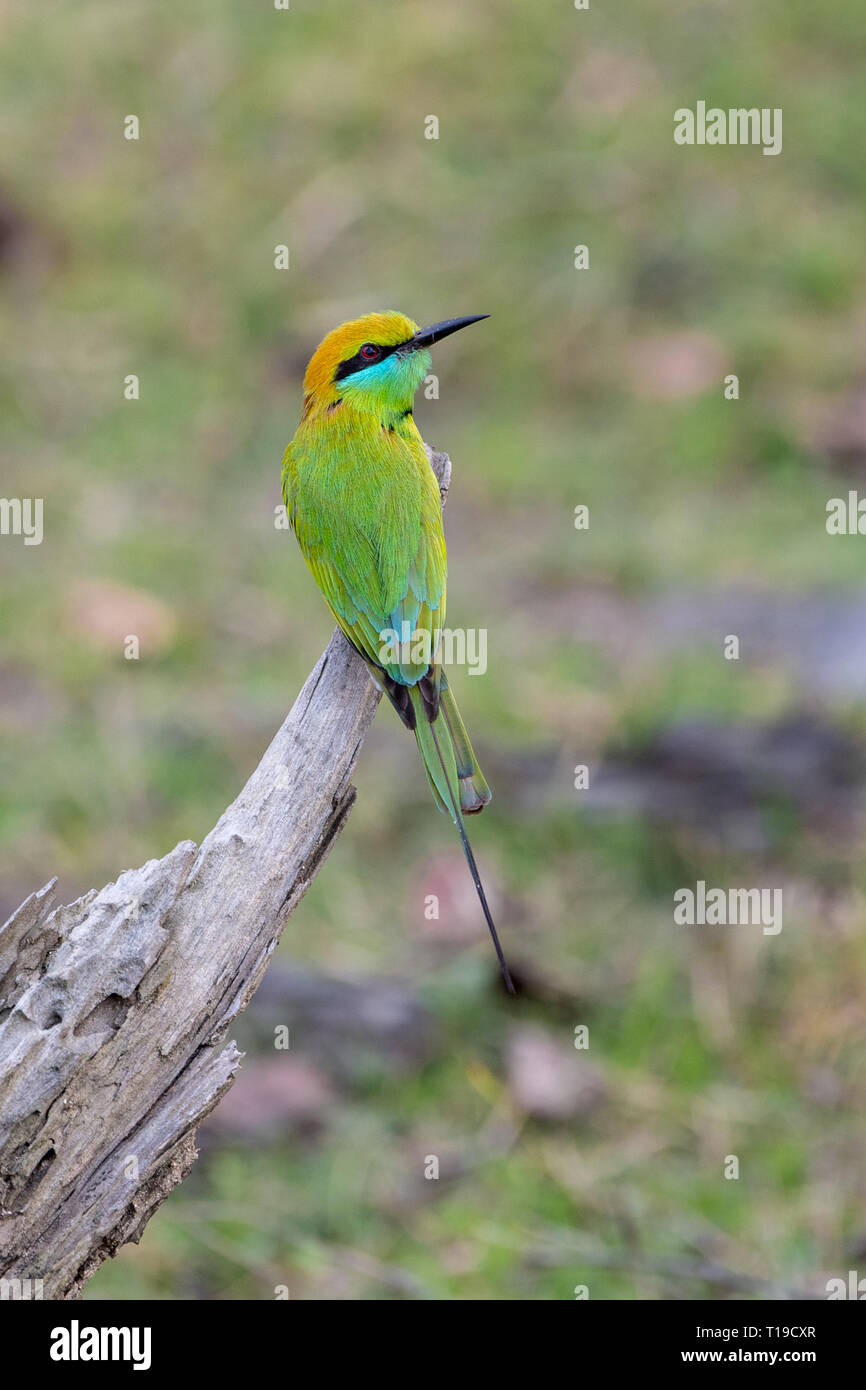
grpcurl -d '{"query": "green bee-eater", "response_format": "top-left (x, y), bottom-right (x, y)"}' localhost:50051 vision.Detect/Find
top-left (281, 311), bottom-right (514, 992)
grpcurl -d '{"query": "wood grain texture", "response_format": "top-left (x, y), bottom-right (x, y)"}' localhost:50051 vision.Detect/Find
top-left (0, 446), bottom-right (451, 1299)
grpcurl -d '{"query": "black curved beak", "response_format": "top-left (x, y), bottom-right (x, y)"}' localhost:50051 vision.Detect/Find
top-left (410, 315), bottom-right (489, 349)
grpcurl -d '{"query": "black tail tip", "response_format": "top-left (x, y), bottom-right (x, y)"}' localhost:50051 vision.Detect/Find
top-left (499, 961), bottom-right (517, 996)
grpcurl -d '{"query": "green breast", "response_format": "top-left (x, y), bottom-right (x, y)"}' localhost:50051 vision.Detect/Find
top-left (283, 407), bottom-right (447, 683)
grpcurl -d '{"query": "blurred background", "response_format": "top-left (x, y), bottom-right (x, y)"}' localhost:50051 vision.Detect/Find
top-left (2, 0), bottom-right (866, 1299)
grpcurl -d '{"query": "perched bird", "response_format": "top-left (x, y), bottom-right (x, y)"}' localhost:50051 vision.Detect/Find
top-left (281, 311), bottom-right (514, 992)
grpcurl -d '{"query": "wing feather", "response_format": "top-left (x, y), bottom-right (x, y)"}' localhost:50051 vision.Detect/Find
top-left (283, 428), bottom-right (447, 686)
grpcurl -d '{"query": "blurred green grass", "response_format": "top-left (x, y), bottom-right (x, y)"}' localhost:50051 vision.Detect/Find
top-left (2, 0), bottom-right (866, 1299)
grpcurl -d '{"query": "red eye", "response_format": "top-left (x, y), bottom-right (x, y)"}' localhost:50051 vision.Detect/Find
top-left (360, 343), bottom-right (380, 361)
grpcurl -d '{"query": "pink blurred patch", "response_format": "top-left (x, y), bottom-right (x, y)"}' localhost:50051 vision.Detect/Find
top-left (65, 578), bottom-right (178, 655)
top-left (413, 851), bottom-right (502, 946)
top-left (507, 1026), bottom-right (608, 1121)
top-left (628, 330), bottom-right (726, 401)
top-left (207, 1056), bottom-right (335, 1137)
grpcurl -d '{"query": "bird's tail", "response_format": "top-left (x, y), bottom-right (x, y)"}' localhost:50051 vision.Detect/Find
top-left (410, 679), bottom-right (515, 994)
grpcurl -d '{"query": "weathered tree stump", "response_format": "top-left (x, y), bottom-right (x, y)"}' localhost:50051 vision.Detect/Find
top-left (0, 448), bottom-right (451, 1299)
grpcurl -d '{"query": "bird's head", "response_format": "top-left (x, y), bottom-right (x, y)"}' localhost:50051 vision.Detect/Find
top-left (300, 310), bottom-right (488, 418)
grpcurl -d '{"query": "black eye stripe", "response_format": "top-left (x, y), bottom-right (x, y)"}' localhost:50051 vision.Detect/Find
top-left (334, 339), bottom-right (408, 382)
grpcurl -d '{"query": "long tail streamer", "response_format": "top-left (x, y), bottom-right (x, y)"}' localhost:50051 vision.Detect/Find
top-left (428, 718), bottom-right (516, 994)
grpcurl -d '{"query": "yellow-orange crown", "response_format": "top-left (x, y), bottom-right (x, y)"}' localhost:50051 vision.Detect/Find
top-left (303, 311), bottom-right (419, 401)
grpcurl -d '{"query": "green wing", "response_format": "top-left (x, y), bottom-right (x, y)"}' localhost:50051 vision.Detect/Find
top-left (282, 431), bottom-right (447, 686)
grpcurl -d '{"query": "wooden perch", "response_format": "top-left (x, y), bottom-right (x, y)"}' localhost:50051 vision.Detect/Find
top-left (0, 447), bottom-right (452, 1300)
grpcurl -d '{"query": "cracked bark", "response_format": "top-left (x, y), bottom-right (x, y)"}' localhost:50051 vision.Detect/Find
top-left (0, 446), bottom-right (451, 1300)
